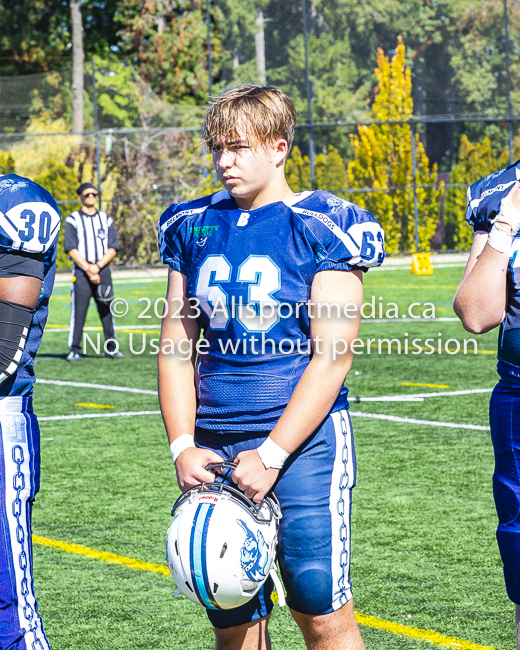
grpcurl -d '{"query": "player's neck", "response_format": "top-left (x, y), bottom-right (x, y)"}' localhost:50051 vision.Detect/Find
top-left (81, 205), bottom-right (98, 215)
top-left (232, 178), bottom-right (296, 211)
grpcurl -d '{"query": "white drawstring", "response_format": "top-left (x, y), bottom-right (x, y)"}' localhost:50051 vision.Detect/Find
top-left (269, 564), bottom-right (286, 607)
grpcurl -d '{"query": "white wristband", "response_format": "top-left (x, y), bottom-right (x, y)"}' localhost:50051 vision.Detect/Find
top-left (494, 192), bottom-right (520, 235)
top-left (257, 437), bottom-right (290, 470)
top-left (487, 222), bottom-right (513, 254)
top-left (170, 434), bottom-right (195, 465)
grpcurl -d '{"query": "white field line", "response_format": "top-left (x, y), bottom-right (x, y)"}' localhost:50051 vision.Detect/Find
top-left (44, 318), bottom-right (459, 333)
top-left (354, 387), bottom-right (494, 402)
top-left (352, 396), bottom-right (425, 402)
top-left (39, 410), bottom-right (161, 421)
top-left (36, 378), bottom-right (158, 395)
top-left (372, 262), bottom-right (466, 272)
top-left (54, 277), bottom-right (167, 287)
top-left (36, 379), bottom-right (493, 402)
top-left (45, 324), bottom-right (162, 333)
top-left (360, 317), bottom-right (458, 323)
top-left (38, 407), bottom-right (488, 431)
top-left (349, 411), bottom-right (489, 431)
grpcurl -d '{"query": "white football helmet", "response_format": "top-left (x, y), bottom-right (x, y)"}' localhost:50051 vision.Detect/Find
top-left (166, 472), bottom-right (284, 611)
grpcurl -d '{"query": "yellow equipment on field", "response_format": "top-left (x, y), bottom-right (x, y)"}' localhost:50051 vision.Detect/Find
top-left (411, 252), bottom-right (433, 275)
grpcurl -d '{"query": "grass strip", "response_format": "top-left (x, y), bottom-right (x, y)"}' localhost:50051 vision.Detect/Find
top-left (33, 535), bottom-right (499, 650)
top-left (355, 612), bottom-right (500, 650)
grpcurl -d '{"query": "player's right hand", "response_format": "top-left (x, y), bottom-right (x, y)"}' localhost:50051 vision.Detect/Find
top-left (175, 447), bottom-right (224, 492)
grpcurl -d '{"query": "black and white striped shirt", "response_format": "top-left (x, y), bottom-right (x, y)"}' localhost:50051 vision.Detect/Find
top-left (64, 210), bottom-right (120, 264)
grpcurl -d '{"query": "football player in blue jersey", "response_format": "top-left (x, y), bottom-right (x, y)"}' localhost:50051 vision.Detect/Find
top-left (158, 85), bottom-right (385, 649)
top-left (454, 165), bottom-right (520, 650)
top-left (0, 174), bottom-right (60, 650)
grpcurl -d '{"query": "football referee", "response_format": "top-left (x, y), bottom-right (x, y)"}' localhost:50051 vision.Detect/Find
top-left (64, 182), bottom-right (125, 361)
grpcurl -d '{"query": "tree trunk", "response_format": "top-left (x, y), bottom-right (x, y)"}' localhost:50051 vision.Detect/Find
top-left (255, 6), bottom-right (266, 85)
top-left (70, 0), bottom-right (84, 133)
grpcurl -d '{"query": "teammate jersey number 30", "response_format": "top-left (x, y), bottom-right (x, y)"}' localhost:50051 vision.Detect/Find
top-left (2, 201), bottom-right (61, 253)
top-left (196, 255), bottom-right (281, 332)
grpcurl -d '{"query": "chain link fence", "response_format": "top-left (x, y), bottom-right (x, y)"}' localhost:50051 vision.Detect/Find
top-left (1, 0), bottom-right (519, 267)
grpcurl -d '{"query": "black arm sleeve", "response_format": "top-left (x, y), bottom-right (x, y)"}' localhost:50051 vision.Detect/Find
top-left (64, 219), bottom-right (79, 253)
top-left (108, 220), bottom-right (120, 251)
top-left (0, 298), bottom-right (34, 385)
top-left (0, 252), bottom-right (45, 280)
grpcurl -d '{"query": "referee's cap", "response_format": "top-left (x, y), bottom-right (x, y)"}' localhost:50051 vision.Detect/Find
top-left (77, 182), bottom-right (98, 196)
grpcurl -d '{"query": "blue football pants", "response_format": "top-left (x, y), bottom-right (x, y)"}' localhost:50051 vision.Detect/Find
top-left (490, 360), bottom-right (520, 605)
top-left (195, 408), bottom-right (357, 629)
top-left (0, 397), bottom-right (50, 650)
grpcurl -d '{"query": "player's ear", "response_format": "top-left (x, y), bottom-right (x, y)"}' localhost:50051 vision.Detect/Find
top-left (274, 139), bottom-right (289, 166)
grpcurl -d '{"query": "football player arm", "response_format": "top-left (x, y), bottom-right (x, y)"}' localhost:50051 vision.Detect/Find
top-left (454, 182), bottom-right (520, 334)
top-left (233, 269), bottom-right (363, 502)
top-left (158, 268), bottom-right (223, 491)
top-left (0, 274), bottom-right (41, 385)
top-left (453, 232), bottom-right (507, 334)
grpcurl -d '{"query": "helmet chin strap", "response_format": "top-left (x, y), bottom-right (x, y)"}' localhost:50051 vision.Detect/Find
top-left (269, 564), bottom-right (286, 607)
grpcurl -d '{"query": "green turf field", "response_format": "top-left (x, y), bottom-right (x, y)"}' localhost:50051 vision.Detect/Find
top-left (31, 262), bottom-right (514, 650)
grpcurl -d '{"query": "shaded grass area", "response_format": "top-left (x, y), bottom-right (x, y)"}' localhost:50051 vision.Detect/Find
top-left (30, 266), bottom-right (515, 649)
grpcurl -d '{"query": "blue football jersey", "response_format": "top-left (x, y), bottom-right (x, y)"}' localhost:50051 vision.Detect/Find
top-left (466, 159), bottom-right (520, 233)
top-left (159, 189), bottom-right (385, 431)
top-left (0, 174), bottom-right (61, 397)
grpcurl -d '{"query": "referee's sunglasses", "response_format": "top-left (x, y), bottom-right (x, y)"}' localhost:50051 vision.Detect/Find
top-left (82, 192), bottom-right (98, 198)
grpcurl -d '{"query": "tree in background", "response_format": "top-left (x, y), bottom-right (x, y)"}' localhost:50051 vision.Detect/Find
top-left (315, 146), bottom-right (348, 194)
top-left (70, 0), bottom-right (84, 133)
top-left (0, 0), bottom-right (120, 76)
top-left (33, 161), bottom-right (80, 269)
top-left (286, 146), bottom-right (311, 192)
top-left (117, 0), bottom-right (223, 105)
top-left (286, 145), bottom-right (347, 194)
top-left (347, 38), bottom-right (442, 253)
top-left (442, 133), bottom-right (520, 250)
top-left (0, 153), bottom-right (15, 174)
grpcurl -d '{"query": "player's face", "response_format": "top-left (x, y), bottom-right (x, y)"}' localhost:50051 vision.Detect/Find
top-left (211, 136), bottom-right (287, 204)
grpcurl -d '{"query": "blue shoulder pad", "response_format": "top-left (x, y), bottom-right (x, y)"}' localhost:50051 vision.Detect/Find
top-left (466, 159), bottom-right (520, 233)
top-left (158, 191), bottom-right (228, 272)
top-left (287, 190), bottom-right (385, 270)
top-left (0, 174), bottom-right (61, 254)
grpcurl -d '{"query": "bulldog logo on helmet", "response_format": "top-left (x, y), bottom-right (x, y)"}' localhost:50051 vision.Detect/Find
top-left (237, 519), bottom-right (269, 582)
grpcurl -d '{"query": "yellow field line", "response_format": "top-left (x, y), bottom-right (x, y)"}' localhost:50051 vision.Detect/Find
top-left (32, 535), bottom-right (500, 650)
top-left (32, 535), bottom-right (170, 577)
top-left (75, 403), bottom-right (115, 409)
top-left (402, 382), bottom-right (449, 388)
top-left (355, 612), bottom-right (499, 650)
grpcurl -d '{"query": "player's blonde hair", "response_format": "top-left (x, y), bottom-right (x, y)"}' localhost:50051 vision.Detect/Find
top-left (203, 85), bottom-right (297, 154)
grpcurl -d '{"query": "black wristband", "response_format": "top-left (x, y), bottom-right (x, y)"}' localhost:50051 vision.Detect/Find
top-left (0, 298), bottom-right (34, 385)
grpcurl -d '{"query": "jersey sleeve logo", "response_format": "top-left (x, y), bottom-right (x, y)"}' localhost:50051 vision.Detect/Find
top-left (1, 201), bottom-right (61, 253)
top-left (292, 206), bottom-right (384, 267)
top-left (0, 179), bottom-right (29, 196)
top-left (326, 197), bottom-right (352, 213)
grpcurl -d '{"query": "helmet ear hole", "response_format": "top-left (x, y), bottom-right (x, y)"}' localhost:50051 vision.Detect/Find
top-left (220, 543), bottom-right (227, 558)
top-left (214, 583), bottom-right (219, 593)
top-left (185, 582), bottom-right (194, 593)
top-left (175, 540), bottom-right (179, 556)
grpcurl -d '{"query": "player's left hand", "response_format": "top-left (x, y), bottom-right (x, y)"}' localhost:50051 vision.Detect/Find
top-left (232, 449), bottom-right (279, 503)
